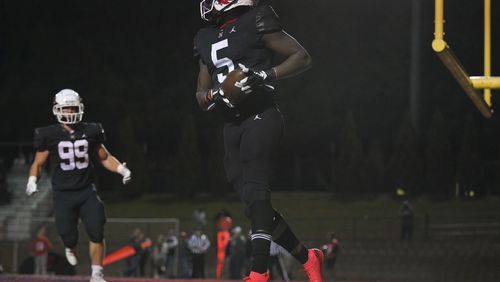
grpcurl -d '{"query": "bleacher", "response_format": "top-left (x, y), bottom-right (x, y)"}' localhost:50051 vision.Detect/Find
top-left (333, 239), bottom-right (500, 282)
top-left (0, 158), bottom-right (52, 240)
top-left (430, 222), bottom-right (500, 237)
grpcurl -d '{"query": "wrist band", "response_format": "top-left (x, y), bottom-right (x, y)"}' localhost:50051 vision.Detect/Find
top-left (265, 67), bottom-right (278, 81)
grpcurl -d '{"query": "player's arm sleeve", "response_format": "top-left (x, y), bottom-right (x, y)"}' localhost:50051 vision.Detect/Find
top-left (255, 5), bottom-right (283, 34)
top-left (33, 128), bottom-right (48, 151)
top-left (193, 34), bottom-right (206, 65)
top-left (30, 129), bottom-right (50, 178)
top-left (95, 123), bottom-right (106, 144)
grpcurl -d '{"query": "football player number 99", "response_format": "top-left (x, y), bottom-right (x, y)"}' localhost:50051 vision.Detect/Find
top-left (58, 140), bottom-right (89, 170)
top-left (212, 39), bottom-right (235, 83)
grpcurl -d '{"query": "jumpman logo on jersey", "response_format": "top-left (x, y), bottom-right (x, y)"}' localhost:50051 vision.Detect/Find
top-left (230, 26), bottom-right (236, 33)
top-left (254, 114), bottom-right (262, 120)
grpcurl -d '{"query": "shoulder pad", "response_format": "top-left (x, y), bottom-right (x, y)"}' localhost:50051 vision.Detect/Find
top-left (33, 125), bottom-right (58, 151)
top-left (193, 32), bottom-right (207, 64)
top-left (85, 122), bottom-right (106, 144)
top-left (255, 5), bottom-right (282, 34)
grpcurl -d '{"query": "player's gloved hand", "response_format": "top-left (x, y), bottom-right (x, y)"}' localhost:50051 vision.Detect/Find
top-left (211, 88), bottom-right (235, 109)
top-left (235, 63), bottom-right (276, 94)
top-left (26, 176), bottom-right (38, 196)
top-left (117, 163), bottom-right (132, 185)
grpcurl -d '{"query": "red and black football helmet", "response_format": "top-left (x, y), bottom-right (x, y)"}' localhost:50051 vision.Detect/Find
top-left (200, 0), bottom-right (256, 21)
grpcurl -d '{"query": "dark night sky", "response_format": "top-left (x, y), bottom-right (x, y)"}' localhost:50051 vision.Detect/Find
top-left (0, 0), bottom-right (499, 174)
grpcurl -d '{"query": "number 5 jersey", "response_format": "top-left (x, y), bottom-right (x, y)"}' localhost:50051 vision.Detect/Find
top-left (194, 5), bottom-right (282, 121)
top-left (33, 123), bottom-right (105, 190)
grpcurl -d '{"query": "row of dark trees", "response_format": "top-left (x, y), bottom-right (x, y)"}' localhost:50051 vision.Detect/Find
top-left (102, 106), bottom-right (499, 199)
top-left (332, 110), bottom-right (490, 198)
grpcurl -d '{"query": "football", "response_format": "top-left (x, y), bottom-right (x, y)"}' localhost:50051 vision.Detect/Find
top-left (221, 68), bottom-right (248, 105)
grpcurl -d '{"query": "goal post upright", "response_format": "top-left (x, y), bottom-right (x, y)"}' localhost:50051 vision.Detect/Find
top-left (432, 0), bottom-right (498, 118)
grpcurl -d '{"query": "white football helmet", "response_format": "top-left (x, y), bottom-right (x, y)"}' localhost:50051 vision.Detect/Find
top-left (200, 0), bottom-right (255, 21)
top-left (52, 89), bottom-right (84, 124)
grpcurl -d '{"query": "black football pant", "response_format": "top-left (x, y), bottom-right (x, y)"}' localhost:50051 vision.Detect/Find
top-left (224, 106), bottom-right (284, 210)
top-left (191, 253), bottom-right (206, 278)
top-left (224, 106), bottom-right (284, 272)
top-left (52, 184), bottom-right (106, 248)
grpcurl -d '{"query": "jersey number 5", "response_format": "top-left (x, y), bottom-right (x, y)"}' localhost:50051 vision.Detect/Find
top-left (212, 39), bottom-right (235, 83)
top-left (58, 140), bottom-right (89, 171)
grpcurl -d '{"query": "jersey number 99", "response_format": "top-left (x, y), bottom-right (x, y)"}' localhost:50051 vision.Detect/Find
top-left (58, 140), bottom-right (89, 171)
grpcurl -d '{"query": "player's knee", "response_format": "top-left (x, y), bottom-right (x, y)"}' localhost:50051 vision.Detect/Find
top-left (85, 222), bottom-right (105, 243)
top-left (247, 199), bottom-right (274, 236)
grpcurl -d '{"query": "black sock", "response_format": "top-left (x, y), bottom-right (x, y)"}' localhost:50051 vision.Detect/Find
top-left (249, 200), bottom-right (275, 273)
top-left (251, 238), bottom-right (271, 273)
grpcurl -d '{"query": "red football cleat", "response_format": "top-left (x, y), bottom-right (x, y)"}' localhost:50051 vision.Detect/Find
top-left (303, 248), bottom-right (324, 282)
top-left (243, 271), bottom-right (270, 282)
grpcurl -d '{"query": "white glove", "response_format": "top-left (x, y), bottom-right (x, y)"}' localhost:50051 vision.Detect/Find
top-left (117, 163), bottom-right (132, 185)
top-left (26, 176), bottom-right (38, 196)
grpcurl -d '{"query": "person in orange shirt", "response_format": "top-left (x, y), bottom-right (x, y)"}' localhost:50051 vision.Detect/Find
top-left (31, 227), bottom-right (52, 275)
top-left (321, 233), bottom-right (340, 281)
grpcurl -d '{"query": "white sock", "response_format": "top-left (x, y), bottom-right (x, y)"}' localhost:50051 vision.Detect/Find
top-left (91, 265), bottom-right (103, 276)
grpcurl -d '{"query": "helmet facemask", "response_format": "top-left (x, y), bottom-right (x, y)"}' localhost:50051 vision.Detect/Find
top-left (52, 89), bottom-right (84, 124)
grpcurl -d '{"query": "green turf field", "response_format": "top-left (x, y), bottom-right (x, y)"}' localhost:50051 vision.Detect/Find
top-left (103, 192), bottom-right (500, 241)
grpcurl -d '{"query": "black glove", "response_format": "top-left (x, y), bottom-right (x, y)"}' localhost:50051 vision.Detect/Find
top-left (235, 63), bottom-right (276, 94)
top-left (210, 88), bottom-right (235, 109)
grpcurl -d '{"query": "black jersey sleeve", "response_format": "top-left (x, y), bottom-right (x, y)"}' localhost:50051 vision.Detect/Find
top-left (86, 123), bottom-right (106, 144)
top-left (193, 34), bottom-right (206, 65)
top-left (33, 128), bottom-right (48, 151)
top-left (94, 123), bottom-right (106, 144)
top-left (255, 5), bottom-right (282, 34)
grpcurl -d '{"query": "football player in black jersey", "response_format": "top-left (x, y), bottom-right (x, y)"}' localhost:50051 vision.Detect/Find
top-left (26, 89), bottom-right (132, 282)
top-left (194, 1), bottom-right (323, 281)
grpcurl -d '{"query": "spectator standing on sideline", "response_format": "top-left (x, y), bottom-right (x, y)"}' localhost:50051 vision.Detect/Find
top-left (244, 230), bottom-right (253, 275)
top-left (0, 160), bottom-right (10, 205)
top-left (31, 227), bottom-right (52, 275)
top-left (321, 233), bottom-right (339, 281)
top-left (187, 228), bottom-right (210, 278)
top-left (138, 232), bottom-right (151, 277)
top-left (269, 241), bottom-right (288, 281)
top-left (165, 229), bottom-right (178, 278)
top-left (123, 228), bottom-right (143, 277)
top-left (152, 234), bottom-right (167, 278)
top-left (400, 200), bottom-right (414, 240)
top-left (229, 226), bottom-right (247, 279)
top-left (178, 231), bottom-right (192, 278)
